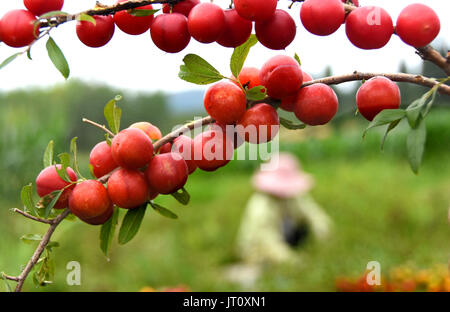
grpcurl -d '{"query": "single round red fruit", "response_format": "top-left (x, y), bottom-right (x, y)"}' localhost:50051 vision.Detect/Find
top-left (159, 135), bottom-right (198, 174)
top-left (145, 153), bottom-right (188, 195)
top-left (217, 9), bottom-right (252, 48)
top-left (237, 103), bottom-right (280, 144)
top-left (234, 0), bottom-right (277, 22)
top-left (113, 0), bottom-right (154, 35)
top-left (24, 0), bottom-right (63, 17)
top-left (300, 0), bottom-right (345, 36)
top-left (259, 55), bottom-right (303, 99)
top-left (76, 15), bottom-right (115, 48)
top-left (188, 3), bottom-right (225, 43)
top-left (0, 10), bottom-right (39, 48)
top-left (396, 4), bottom-right (440, 48)
top-left (235, 67), bottom-right (262, 90)
top-left (255, 9), bottom-right (296, 50)
top-left (162, 0), bottom-right (200, 17)
top-left (111, 128), bottom-right (154, 170)
top-left (89, 141), bottom-right (119, 179)
top-left (107, 168), bottom-right (149, 209)
top-left (150, 13), bottom-right (191, 53)
top-left (356, 76), bottom-right (401, 121)
top-left (204, 81), bottom-right (247, 125)
top-left (280, 72), bottom-right (313, 112)
top-left (69, 180), bottom-right (113, 225)
top-left (210, 123), bottom-right (245, 150)
top-left (36, 165), bottom-right (77, 209)
top-left (129, 122), bottom-right (162, 141)
top-left (192, 130), bottom-right (234, 171)
top-left (345, 6), bottom-right (393, 50)
top-left (294, 83), bottom-right (339, 126)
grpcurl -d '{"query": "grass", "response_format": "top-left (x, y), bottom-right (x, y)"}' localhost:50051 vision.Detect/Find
top-left (1, 151), bottom-right (449, 292)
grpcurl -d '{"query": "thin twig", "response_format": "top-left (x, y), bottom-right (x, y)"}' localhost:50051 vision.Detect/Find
top-left (13, 208), bottom-right (53, 225)
top-left (416, 46), bottom-right (450, 76)
top-left (2, 273), bottom-right (19, 282)
top-left (14, 209), bottom-right (71, 292)
top-left (82, 118), bottom-right (115, 137)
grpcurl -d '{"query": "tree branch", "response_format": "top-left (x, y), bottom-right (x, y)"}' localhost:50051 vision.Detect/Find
top-left (12, 208), bottom-right (53, 225)
top-left (416, 46), bottom-right (450, 76)
top-left (82, 118), bottom-right (116, 137)
top-left (13, 209), bottom-right (71, 292)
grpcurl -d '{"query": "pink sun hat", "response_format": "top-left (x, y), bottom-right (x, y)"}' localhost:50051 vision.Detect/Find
top-left (252, 153), bottom-right (314, 198)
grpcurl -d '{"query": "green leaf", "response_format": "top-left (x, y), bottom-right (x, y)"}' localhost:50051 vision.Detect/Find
top-left (21, 234), bottom-right (43, 244)
top-left (118, 205), bottom-right (147, 245)
top-left (55, 153), bottom-right (71, 182)
top-left (100, 207), bottom-right (119, 257)
top-left (230, 35), bottom-right (258, 78)
top-left (21, 184), bottom-right (37, 216)
top-left (104, 98), bottom-right (122, 134)
top-left (38, 10), bottom-right (69, 19)
top-left (245, 86), bottom-right (267, 101)
top-left (128, 8), bottom-right (159, 17)
top-left (381, 119), bottom-right (401, 150)
top-left (0, 53), bottom-right (22, 70)
top-left (280, 117), bottom-right (306, 130)
top-left (43, 140), bottom-right (54, 168)
top-left (70, 137), bottom-right (83, 178)
top-left (407, 119), bottom-right (427, 174)
top-left (294, 53), bottom-right (302, 66)
top-left (171, 187), bottom-right (190, 205)
top-left (406, 98), bottom-right (425, 129)
top-left (46, 241), bottom-right (60, 250)
top-left (178, 54), bottom-right (224, 85)
top-left (362, 109), bottom-right (406, 138)
top-left (149, 202), bottom-right (178, 220)
top-left (46, 37), bottom-right (70, 79)
top-left (44, 190), bottom-right (63, 218)
top-left (77, 13), bottom-right (96, 25)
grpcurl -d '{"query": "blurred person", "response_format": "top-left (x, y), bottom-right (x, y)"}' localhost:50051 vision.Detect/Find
top-left (235, 153), bottom-right (332, 265)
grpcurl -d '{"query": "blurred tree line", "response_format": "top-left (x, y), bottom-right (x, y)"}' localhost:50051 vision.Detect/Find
top-left (0, 47), bottom-right (449, 202)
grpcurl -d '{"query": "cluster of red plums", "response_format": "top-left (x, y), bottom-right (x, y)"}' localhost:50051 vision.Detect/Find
top-left (0, 0), bottom-right (441, 52)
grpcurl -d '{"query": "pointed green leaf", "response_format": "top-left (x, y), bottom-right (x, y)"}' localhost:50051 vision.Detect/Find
top-left (43, 140), bottom-right (54, 168)
top-left (46, 37), bottom-right (70, 79)
top-left (21, 184), bottom-right (37, 216)
top-left (38, 11), bottom-right (69, 19)
top-left (406, 98), bottom-right (425, 129)
top-left (44, 190), bottom-right (63, 218)
top-left (245, 86), bottom-right (267, 101)
top-left (230, 35), bottom-right (258, 78)
top-left (294, 52), bottom-right (301, 66)
top-left (0, 53), bottom-right (22, 70)
top-left (149, 202), bottom-right (178, 219)
top-left (118, 205), bottom-right (147, 245)
top-left (381, 119), bottom-right (401, 150)
top-left (70, 137), bottom-right (84, 178)
top-left (77, 13), bottom-right (96, 25)
top-left (100, 207), bottom-right (119, 257)
top-left (128, 8), bottom-right (159, 17)
top-left (104, 98), bottom-right (122, 134)
top-left (362, 109), bottom-right (406, 138)
top-left (179, 54), bottom-right (224, 85)
top-left (56, 153), bottom-right (71, 182)
top-left (171, 187), bottom-right (190, 205)
top-left (407, 119), bottom-right (426, 174)
top-left (20, 234), bottom-right (43, 244)
top-left (280, 117), bottom-right (306, 130)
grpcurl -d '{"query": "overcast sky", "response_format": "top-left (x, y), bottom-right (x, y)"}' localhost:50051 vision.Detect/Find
top-left (0, 0), bottom-right (449, 93)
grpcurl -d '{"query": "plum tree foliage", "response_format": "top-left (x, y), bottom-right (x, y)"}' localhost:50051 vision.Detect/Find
top-left (0, 0), bottom-right (449, 292)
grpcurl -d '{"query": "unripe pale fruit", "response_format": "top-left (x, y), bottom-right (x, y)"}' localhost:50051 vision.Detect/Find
top-left (145, 153), bottom-right (188, 194)
top-left (234, 0), bottom-right (277, 22)
top-left (356, 76), bottom-right (401, 121)
top-left (69, 180), bottom-right (113, 225)
top-left (188, 3), bottom-right (225, 43)
top-left (113, 0), bottom-right (154, 35)
top-left (150, 13), bottom-right (191, 53)
top-left (111, 128), bottom-right (154, 170)
top-left (255, 9), bottom-right (296, 50)
top-left (159, 135), bottom-right (198, 174)
top-left (345, 6), bottom-right (393, 50)
top-left (204, 81), bottom-right (247, 125)
top-left (162, 0), bottom-right (200, 17)
top-left (107, 168), bottom-right (149, 209)
top-left (129, 122), bottom-right (162, 141)
top-left (280, 72), bottom-right (313, 112)
top-left (237, 103), bottom-right (280, 144)
top-left (300, 0), bottom-right (345, 36)
top-left (259, 55), bottom-right (303, 99)
top-left (36, 165), bottom-right (77, 209)
top-left (217, 9), bottom-right (253, 48)
top-left (294, 83), bottom-right (339, 126)
top-left (396, 4), bottom-right (440, 48)
top-left (76, 15), bottom-right (115, 48)
top-left (192, 130), bottom-right (234, 172)
top-left (89, 141), bottom-right (119, 179)
top-left (24, 0), bottom-right (64, 17)
top-left (0, 10), bottom-right (39, 48)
